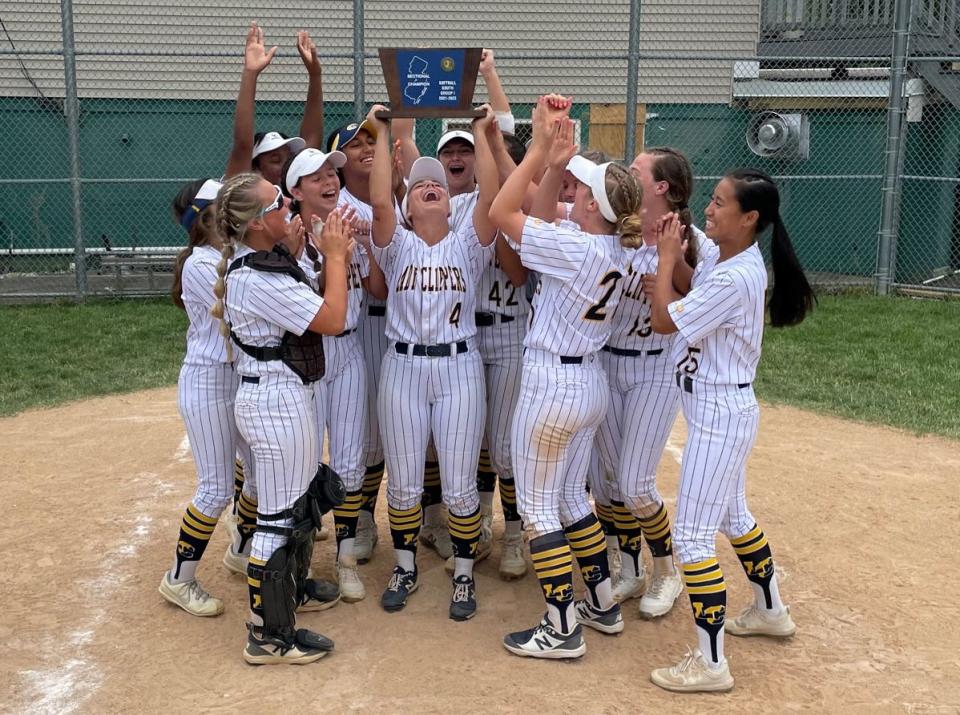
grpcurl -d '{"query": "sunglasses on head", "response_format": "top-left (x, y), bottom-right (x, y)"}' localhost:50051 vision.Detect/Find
top-left (257, 185), bottom-right (285, 218)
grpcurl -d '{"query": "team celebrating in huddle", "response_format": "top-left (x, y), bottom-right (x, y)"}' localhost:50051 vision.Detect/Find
top-left (160, 24), bottom-right (815, 693)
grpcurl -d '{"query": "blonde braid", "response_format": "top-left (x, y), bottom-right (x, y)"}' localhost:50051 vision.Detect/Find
top-left (604, 164), bottom-right (645, 248)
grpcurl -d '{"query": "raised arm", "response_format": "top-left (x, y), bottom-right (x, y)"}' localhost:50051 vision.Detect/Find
top-left (366, 105), bottom-right (396, 248)
top-left (225, 23), bottom-right (276, 178)
top-left (650, 214), bottom-right (684, 334)
top-left (531, 116), bottom-right (577, 223)
top-left (479, 50), bottom-right (513, 129)
top-left (353, 219), bottom-right (388, 300)
top-left (391, 118), bottom-right (420, 178)
top-left (296, 30), bottom-right (324, 149)
top-left (472, 105), bottom-right (500, 247)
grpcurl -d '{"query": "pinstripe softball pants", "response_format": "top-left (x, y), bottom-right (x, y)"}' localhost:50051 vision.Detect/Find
top-left (235, 374), bottom-right (319, 563)
top-left (595, 350), bottom-right (680, 518)
top-left (359, 309), bottom-right (389, 467)
top-left (511, 349), bottom-right (609, 536)
top-left (673, 383), bottom-right (759, 565)
top-left (178, 362), bottom-right (254, 516)
top-left (378, 344), bottom-right (484, 517)
top-left (478, 319), bottom-right (525, 481)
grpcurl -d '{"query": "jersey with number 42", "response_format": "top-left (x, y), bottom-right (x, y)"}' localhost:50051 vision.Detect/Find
top-left (508, 216), bottom-right (628, 356)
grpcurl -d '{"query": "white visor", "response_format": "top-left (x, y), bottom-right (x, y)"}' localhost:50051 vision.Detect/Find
top-left (437, 130), bottom-right (475, 154)
top-left (402, 157), bottom-right (449, 221)
top-left (252, 131), bottom-right (306, 159)
top-left (566, 156), bottom-right (617, 223)
top-left (195, 179), bottom-right (222, 202)
top-left (285, 148), bottom-right (347, 191)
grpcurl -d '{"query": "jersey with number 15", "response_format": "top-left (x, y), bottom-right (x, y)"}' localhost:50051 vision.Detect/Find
top-left (507, 216), bottom-right (629, 356)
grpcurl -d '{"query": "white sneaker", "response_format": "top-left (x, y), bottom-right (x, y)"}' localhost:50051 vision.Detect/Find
top-left (159, 572), bottom-right (224, 617)
top-left (650, 647), bottom-right (734, 693)
top-left (607, 542), bottom-right (622, 587)
top-left (337, 556), bottom-right (366, 603)
top-left (420, 523), bottom-right (454, 560)
top-left (639, 571), bottom-right (683, 619)
top-left (354, 511), bottom-right (378, 564)
top-left (498, 533), bottom-right (527, 580)
top-left (725, 605), bottom-right (796, 638)
top-left (611, 569), bottom-right (647, 603)
top-left (223, 545), bottom-right (248, 577)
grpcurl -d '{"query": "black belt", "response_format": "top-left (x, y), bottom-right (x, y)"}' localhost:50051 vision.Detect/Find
top-left (675, 373), bottom-right (750, 393)
top-left (395, 341), bottom-right (468, 357)
top-left (336, 327), bottom-right (357, 337)
top-left (560, 356), bottom-right (583, 364)
top-left (602, 346), bottom-right (663, 357)
top-left (241, 375), bottom-right (260, 385)
top-left (475, 312), bottom-right (516, 327)
top-left (368, 305), bottom-right (386, 317)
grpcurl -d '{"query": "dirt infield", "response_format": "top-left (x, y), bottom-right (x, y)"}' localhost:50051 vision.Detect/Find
top-left (4, 387), bottom-right (959, 714)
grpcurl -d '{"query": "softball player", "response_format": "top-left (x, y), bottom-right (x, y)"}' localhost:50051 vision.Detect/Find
top-left (282, 148), bottom-right (389, 602)
top-left (159, 178), bottom-right (257, 617)
top-left (211, 172), bottom-right (354, 665)
top-left (489, 96), bottom-right (645, 659)
top-left (647, 169), bottom-right (814, 692)
top-left (366, 104), bottom-right (499, 621)
top-left (593, 147), bottom-right (711, 617)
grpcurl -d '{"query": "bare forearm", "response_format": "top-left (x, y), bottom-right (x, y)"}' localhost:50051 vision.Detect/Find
top-left (481, 67), bottom-right (511, 114)
top-left (300, 71), bottom-right (324, 149)
top-left (652, 259), bottom-right (680, 334)
top-left (309, 259), bottom-right (348, 334)
top-left (530, 166), bottom-right (562, 222)
top-left (225, 69), bottom-right (258, 177)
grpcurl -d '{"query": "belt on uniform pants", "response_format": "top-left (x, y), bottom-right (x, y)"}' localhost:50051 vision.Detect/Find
top-left (560, 355), bottom-right (583, 364)
top-left (336, 327), bottom-right (357, 337)
top-left (368, 305), bottom-right (386, 317)
top-left (395, 341), bottom-right (468, 357)
top-left (241, 375), bottom-right (260, 385)
top-left (602, 345), bottom-right (663, 357)
top-left (675, 373), bottom-right (750, 393)
top-left (474, 312), bottom-right (516, 327)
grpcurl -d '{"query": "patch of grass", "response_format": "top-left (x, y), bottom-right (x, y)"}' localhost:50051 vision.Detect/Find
top-left (0, 299), bottom-right (187, 416)
top-left (756, 294), bottom-right (960, 439)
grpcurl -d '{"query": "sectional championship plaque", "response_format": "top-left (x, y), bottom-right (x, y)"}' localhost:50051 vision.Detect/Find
top-left (376, 48), bottom-right (485, 119)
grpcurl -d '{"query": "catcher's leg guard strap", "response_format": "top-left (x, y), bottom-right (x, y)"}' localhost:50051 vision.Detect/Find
top-left (259, 545), bottom-right (297, 642)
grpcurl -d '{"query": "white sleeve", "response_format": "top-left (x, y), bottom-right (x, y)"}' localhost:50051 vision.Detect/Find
top-left (243, 272), bottom-right (324, 336)
top-left (513, 216), bottom-right (587, 282)
top-left (355, 244), bottom-right (371, 280)
top-left (458, 223), bottom-right (495, 282)
top-left (371, 224), bottom-right (407, 277)
top-left (180, 256), bottom-right (218, 311)
top-left (668, 271), bottom-right (742, 345)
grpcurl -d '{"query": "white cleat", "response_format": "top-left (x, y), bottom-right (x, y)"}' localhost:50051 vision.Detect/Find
top-left (650, 647), bottom-right (734, 693)
top-left (159, 572), bottom-right (224, 617)
top-left (223, 545), bottom-right (248, 576)
top-left (725, 605), bottom-right (796, 638)
top-left (607, 542), bottom-right (623, 587)
top-left (498, 534), bottom-right (528, 580)
top-left (336, 556), bottom-right (366, 603)
top-left (354, 510), bottom-right (379, 564)
top-left (420, 523), bottom-right (454, 560)
top-left (639, 571), bottom-right (684, 619)
top-left (611, 569), bottom-right (647, 603)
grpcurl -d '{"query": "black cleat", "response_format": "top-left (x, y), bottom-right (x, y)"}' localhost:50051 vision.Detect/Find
top-left (449, 574), bottom-right (477, 621)
top-left (380, 567), bottom-right (418, 612)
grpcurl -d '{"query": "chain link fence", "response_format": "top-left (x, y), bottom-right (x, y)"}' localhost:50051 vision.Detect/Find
top-left (0, 0), bottom-right (957, 301)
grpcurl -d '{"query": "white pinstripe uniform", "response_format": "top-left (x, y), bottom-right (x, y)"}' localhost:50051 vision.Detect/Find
top-left (338, 188), bottom-right (389, 469)
top-left (594, 228), bottom-right (714, 518)
top-left (300, 243), bottom-right (370, 496)
top-left (371, 223), bottom-right (492, 516)
top-left (506, 216), bottom-right (628, 536)
top-left (451, 190), bottom-right (528, 483)
top-left (667, 242), bottom-right (766, 565)
top-left (225, 245), bottom-right (325, 564)
top-left (178, 245), bottom-right (255, 516)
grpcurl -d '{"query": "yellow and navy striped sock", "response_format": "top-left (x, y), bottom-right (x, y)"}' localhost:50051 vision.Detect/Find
top-left (530, 531), bottom-right (576, 633)
top-left (172, 503), bottom-right (218, 583)
top-left (638, 502), bottom-right (673, 558)
top-left (612, 501), bottom-right (644, 574)
top-left (420, 461), bottom-right (442, 507)
top-left (448, 506), bottom-right (482, 559)
top-left (476, 448), bottom-right (496, 493)
top-left (564, 514), bottom-right (613, 609)
top-left (730, 523), bottom-right (781, 611)
top-left (498, 476), bottom-right (520, 522)
top-left (595, 502), bottom-right (617, 538)
top-left (232, 459), bottom-right (245, 511)
top-left (682, 558), bottom-right (726, 664)
top-left (236, 491), bottom-right (258, 554)
top-left (333, 489), bottom-right (363, 545)
top-left (360, 461), bottom-right (385, 515)
top-left (247, 555), bottom-right (266, 621)
top-left (389, 504), bottom-right (423, 553)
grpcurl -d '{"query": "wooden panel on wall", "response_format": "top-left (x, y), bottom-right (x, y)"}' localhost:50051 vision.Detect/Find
top-left (586, 104), bottom-right (647, 159)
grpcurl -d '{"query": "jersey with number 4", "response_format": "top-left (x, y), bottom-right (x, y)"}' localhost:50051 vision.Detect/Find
top-left (508, 216), bottom-right (628, 356)
top-left (668, 243), bottom-right (766, 386)
top-left (371, 223), bottom-right (493, 344)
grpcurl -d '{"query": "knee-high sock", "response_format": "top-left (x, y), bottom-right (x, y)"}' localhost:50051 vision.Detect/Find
top-left (530, 531), bottom-right (576, 634)
top-left (730, 523), bottom-right (784, 613)
top-left (476, 448), bottom-right (496, 508)
top-left (564, 514), bottom-right (614, 610)
top-left (498, 476), bottom-right (521, 530)
top-left (389, 504), bottom-right (422, 572)
top-left (638, 502), bottom-right (673, 558)
top-left (360, 461), bottom-right (385, 516)
top-left (246, 555), bottom-right (266, 625)
top-left (234, 491), bottom-right (258, 556)
top-left (334, 489), bottom-right (363, 559)
top-left (232, 459), bottom-right (245, 512)
top-left (612, 501), bottom-right (644, 580)
top-left (170, 503), bottom-right (218, 583)
top-left (448, 506), bottom-right (482, 578)
top-left (683, 558), bottom-right (726, 666)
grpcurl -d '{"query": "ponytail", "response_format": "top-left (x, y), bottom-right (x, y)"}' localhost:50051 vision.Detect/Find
top-left (170, 178), bottom-right (218, 311)
top-left (648, 147), bottom-right (697, 266)
top-left (768, 214), bottom-right (815, 327)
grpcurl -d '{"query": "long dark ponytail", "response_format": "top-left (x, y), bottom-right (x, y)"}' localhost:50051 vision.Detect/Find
top-left (171, 178), bottom-right (218, 310)
top-left (727, 169), bottom-right (815, 327)
top-left (648, 147), bottom-right (697, 266)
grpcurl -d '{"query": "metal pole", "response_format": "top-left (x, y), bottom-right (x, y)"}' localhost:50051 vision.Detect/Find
top-left (875, 0), bottom-right (912, 295)
top-left (353, 0), bottom-right (365, 120)
top-left (61, 0), bottom-right (86, 300)
top-left (624, 0), bottom-right (642, 162)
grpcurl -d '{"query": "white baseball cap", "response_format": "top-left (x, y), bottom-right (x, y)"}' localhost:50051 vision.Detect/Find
top-left (284, 148), bottom-right (347, 191)
top-left (402, 157), bottom-right (449, 221)
top-left (437, 130), bottom-right (474, 154)
top-left (252, 131), bottom-right (306, 159)
top-left (565, 156), bottom-right (617, 223)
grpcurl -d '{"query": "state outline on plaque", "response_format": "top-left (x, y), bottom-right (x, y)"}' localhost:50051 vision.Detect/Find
top-left (404, 55), bottom-right (430, 104)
